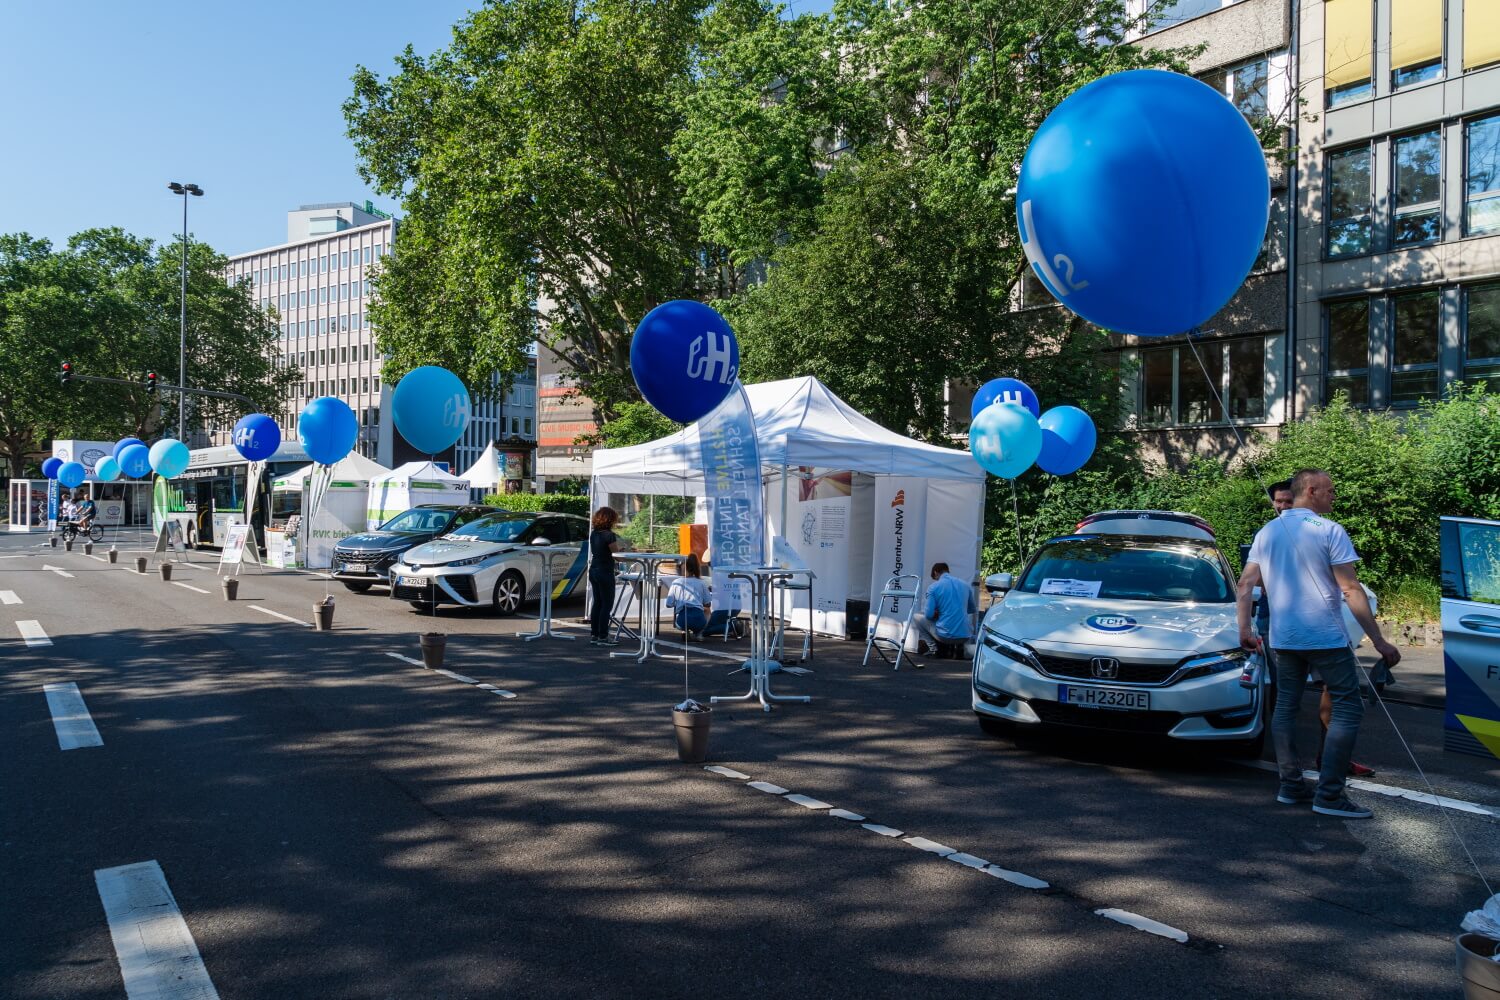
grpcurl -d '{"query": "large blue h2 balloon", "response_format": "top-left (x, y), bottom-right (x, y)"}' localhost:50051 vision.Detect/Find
top-left (118, 444), bottom-right (151, 479)
top-left (233, 413), bottom-right (282, 463)
top-left (630, 300), bottom-right (740, 424)
top-left (113, 437), bottom-right (145, 462)
top-left (391, 366), bottom-right (472, 456)
top-left (1016, 70), bottom-right (1269, 337)
top-left (299, 396), bottom-right (359, 466)
top-left (971, 377), bottom-right (1040, 420)
top-left (42, 457), bottom-right (62, 480)
top-left (58, 461), bottom-right (86, 489)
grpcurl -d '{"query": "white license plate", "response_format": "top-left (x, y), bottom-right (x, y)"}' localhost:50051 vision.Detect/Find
top-left (397, 575), bottom-right (425, 588)
top-left (1059, 685), bottom-right (1150, 711)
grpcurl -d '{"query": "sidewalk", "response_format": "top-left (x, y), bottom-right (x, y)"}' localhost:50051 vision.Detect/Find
top-left (1360, 643), bottom-right (1445, 710)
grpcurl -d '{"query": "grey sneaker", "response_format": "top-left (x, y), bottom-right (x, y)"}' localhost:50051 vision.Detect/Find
top-left (1312, 797), bottom-right (1373, 819)
top-left (1276, 782), bottom-right (1315, 805)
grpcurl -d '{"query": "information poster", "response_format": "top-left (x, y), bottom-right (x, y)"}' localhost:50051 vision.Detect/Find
top-left (780, 467), bottom-right (852, 636)
top-left (219, 523), bottom-right (251, 572)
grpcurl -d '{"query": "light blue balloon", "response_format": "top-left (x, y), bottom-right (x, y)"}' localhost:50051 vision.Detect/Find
top-left (391, 366), bottom-right (471, 455)
top-left (969, 403), bottom-right (1042, 479)
top-left (298, 396), bottom-right (359, 465)
top-left (113, 437), bottom-right (145, 462)
top-left (149, 439), bottom-right (190, 479)
top-left (1037, 406), bottom-right (1097, 476)
top-left (118, 444), bottom-right (151, 479)
top-left (94, 456), bottom-right (122, 482)
top-left (1016, 70), bottom-right (1269, 337)
top-left (58, 461), bottom-right (87, 489)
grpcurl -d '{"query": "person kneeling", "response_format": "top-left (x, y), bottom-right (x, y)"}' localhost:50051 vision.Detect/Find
top-left (666, 554), bottom-right (713, 638)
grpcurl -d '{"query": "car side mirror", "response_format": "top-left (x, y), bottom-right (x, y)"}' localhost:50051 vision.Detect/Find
top-left (531, 537), bottom-right (551, 546)
top-left (985, 572), bottom-right (1013, 595)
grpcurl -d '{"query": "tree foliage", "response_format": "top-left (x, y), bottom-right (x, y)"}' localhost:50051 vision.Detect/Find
top-left (0, 229), bottom-right (298, 476)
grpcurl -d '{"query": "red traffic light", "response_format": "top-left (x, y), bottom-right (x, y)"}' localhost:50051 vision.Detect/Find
top-left (59, 362), bottom-right (73, 384)
top-left (145, 372), bottom-right (158, 393)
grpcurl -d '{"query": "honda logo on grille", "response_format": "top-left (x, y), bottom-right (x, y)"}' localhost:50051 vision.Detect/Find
top-left (1090, 657), bottom-right (1120, 679)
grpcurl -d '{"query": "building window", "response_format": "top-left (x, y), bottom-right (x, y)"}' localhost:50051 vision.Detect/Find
top-left (1137, 339), bottom-right (1266, 425)
top-left (1464, 282), bottom-right (1500, 390)
top-left (1467, 115), bottom-right (1500, 235)
top-left (341, 347), bottom-right (349, 364)
top-left (1393, 0), bottom-right (1443, 85)
top-left (342, 251), bottom-right (350, 268)
top-left (341, 379), bottom-right (349, 394)
top-left (1326, 0), bottom-right (1373, 106)
top-left (1141, 348), bottom-right (1175, 425)
top-left (363, 377), bottom-right (371, 393)
top-left (364, 247), bottom-right (372, 264)
top-left (1393, 129), bottom-right (1442, 246)
top-left (1020, 267), bottom-right (1055, 308)
top-left (1466, 0), bottom-right (1500, 70)
top-left (1202, 56), bottom-right (1272, 121)
top-left (1178, 343), bottom-right (1223, 423)
top-left (1326, 299), bottom-right (1371, 405)
top-left (374, 377), bottom-right (381, 394)
top-left (524, 418), bottom-right (532, 435)
top-left (1327, 146), bottom-right (1373, 256)
top-left (363, 344), bottom-right (371, 361)
top-left (1390, 289), bottom-right (1441, 404)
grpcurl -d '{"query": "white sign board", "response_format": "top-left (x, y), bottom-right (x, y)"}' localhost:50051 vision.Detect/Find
top-left (154, 520), bottom-right (188, 556)
top-left (219, 524), bottom-right (251, 573)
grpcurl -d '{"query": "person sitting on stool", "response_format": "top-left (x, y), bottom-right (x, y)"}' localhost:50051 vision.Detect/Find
top-left (914, 562), bottom-right (976, 662)
top-left (665, 553), bottom-right (713, 637)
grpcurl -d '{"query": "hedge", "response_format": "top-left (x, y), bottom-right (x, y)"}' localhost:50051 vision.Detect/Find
top-left (482, 492), bottom-right (591, 518)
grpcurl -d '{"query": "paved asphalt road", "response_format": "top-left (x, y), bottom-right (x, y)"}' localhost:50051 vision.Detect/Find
top-left (2, 531), bottom-right (1497, 999)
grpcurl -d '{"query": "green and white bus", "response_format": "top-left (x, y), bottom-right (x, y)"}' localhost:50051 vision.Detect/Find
top-left (154, 443), bottom-right (310, 548)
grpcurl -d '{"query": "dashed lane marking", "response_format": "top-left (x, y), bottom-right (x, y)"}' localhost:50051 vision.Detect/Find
top-left (747, 781), bottom-right (789, 795)
top-left (95, 860), bottom-right (220, 1000)
top-left (784, 793), bottom-right (832, 810)
top-left (87, 554), bottom-right (108, 562)
top-left (43, 682), bottom-right (103, 750)
top-left (1094, 908), bottom-right (1190, 944)
top-left (170, 582), bottom-right (210, 595)
top-left (385, 651), bottom-right (518, 698)
top-left (904, 836), bottom-right (957, 857)
top-left (0, 590), bottom-right (20, 605)
top-left (247, 606), bottom-right (312, 627)
top-left (385, 652), bottom-right (425, 666)
top-left (1235, 759), bottom-right (1497, 818)
top-left (17, 619), bottom-right (51, 647)
top-left (41, 564), bottom-right (74, 578)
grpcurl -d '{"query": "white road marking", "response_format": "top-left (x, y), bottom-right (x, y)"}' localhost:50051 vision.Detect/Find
top-left (474, 683), bottom-right (518, 698)
top-left (828, 808), bottom-right (866, 822)
top-left (434, 668), bottom-right (479, 685)
top-left (95, 860), bottom-right (220, 1000)
top-left (1094, 908), bottom-right (1190, 944)
top-left (983, 866), bottom-right (1050, 889)
top-left (87, 554), bottom-right (109, 562)
top-left (781, 665), bottom-right (814, 675)
top-left (17, 619), bottom-right (51, 647)
top-left (904, 836), bottom-right (956, 857)
top-left (784, 794), bottom-right (832, 810)
top-left (0, 590), bottom-right (20, 604)
top-left (1236, 759), bottom-right (1497, 817)
top-left (747, 781), bottom-right (789, 795)
top-left (862, 824), bottom-right (904, 838)
top-left (43, 683), bottom-right (103, 749)
top-left (248, 606), bottom-right (311, 627)
top-left (703, 765), bottom-right (750, 780)
top-left (41, 564), bottom-right (74, 578)
top-left (946, 852), bottom-right (990, 870)
top-left (385, 652), bottom-right (426, 666)
top-left (170, 582), bottom-right (210, 595)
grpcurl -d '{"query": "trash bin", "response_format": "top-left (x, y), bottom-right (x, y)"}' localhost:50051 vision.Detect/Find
top-left (672, 705), bottom-right (713, 763)
top-left (158, 562), bottom-right (173, 581)
top-left (313, 598), bottom-right (335, 631)
top-left (221, 577), bottom-right (239, 601)
top-left (135, 557), bottom-right (148, 573)
top-left (420, 632), bottom-right (447, 668)
top-left (107, 548), bottom-right (118, 564)
top-left (1458, 934), bottom-right (1500, 999)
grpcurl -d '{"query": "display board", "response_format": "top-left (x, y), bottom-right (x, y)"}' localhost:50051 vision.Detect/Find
top-left (218, 523), bottom-right (251, 574)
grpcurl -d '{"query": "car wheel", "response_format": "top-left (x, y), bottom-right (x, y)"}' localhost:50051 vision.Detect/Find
top-left (492, 570), bottom-right (525, 616)
top-left (342, 581), bottom-right (374, 594)
top-left (976, 713), bottom-right (1012, 738)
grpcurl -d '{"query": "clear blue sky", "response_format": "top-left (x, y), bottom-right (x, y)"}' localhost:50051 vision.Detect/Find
top-left (0, 0), bottom-right (835, 259)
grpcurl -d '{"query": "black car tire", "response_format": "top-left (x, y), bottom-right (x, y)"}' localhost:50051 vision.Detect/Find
top-left (492, 570), bottom-right (525, 616)
top-left (342, 581), bottom-right (374, 593)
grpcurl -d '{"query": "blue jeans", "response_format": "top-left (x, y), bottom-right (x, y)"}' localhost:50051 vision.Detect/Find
top-left (1271, 646), bottom-right (1363, 803)
top-left (674, 606), bottom-right (708, 634)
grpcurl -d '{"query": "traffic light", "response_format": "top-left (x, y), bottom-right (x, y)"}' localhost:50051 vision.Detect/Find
top-left (59, 362), bottom-right (72, 385)
top-left (145, 372), bottom-right (158, 394)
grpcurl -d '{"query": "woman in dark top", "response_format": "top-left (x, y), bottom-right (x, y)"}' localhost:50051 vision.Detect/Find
top-left (589, 506), bottom-right (625, 645)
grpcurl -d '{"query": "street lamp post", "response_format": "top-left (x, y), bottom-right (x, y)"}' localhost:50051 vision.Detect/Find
top-left (167, 182), bottom-right (203, 442)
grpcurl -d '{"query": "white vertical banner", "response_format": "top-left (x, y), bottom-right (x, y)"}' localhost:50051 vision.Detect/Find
top-left (924, 478), bottom-right (985, 626)
top-left (869, 476), bottom-right (929, 645)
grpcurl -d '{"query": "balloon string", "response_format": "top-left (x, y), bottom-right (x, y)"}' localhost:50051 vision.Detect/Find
top-left (1008, 479), bottom-right (1025, 569)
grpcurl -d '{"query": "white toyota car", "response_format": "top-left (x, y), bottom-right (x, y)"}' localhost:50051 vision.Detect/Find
top-left (972, 511), bottom-right (1269, 754)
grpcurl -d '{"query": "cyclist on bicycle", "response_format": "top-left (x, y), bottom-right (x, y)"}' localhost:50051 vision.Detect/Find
top-left (76, 495), bottom-right (97, 533)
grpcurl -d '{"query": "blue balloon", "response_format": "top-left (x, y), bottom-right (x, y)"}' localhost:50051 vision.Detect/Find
top-left (58, 461), bottom-right (86, 489)
top-left (232, 413), bottom-right (283, 463)
top-left (118, 443), bottom-right (151, 479)
top-left (113, 437), bottom-right (145, 462)
top-left (149, 439), bottom-right (190, 479)
top-left (41, 457), bottom-right (62, 480)
top-left (630, 300), bottom-right (740, 423)
top-left (94, 456), bottom-right (122, 482)
top-left (969, 403), bottom-right (1042, 479)
top-left (298, 396), bottom-right (359, 465)
top-left (1037, 405), bottom-right (1097, 476)
top-left (391, 366), bottom-right (472, 456)
top-left (971, 377), bottom-right (1040, 420)
top-left (1016, 70), bottom-right (1269, 337)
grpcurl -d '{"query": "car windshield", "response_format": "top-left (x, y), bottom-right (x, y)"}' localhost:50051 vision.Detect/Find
top-left (379, 508), bottom-right (453, 534)
top-left (1017, 536), bottom-right (1234, 603)
top-left (448, 512), bottom-right (535, 543)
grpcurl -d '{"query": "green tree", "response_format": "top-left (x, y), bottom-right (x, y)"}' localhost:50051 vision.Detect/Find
top-left (344, 0), bottom-right (750, 417)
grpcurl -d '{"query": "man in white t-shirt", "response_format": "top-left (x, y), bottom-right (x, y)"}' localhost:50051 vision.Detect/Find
top-left (1237, 468), bottom-right (1400, 819)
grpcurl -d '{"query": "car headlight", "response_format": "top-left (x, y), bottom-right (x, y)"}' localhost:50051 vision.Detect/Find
top-left (442, 554), bottom-right (491, 568)
top-left (1182, 649), bottom-right (1248, 675)
top-left (980, 627), bottom-right (1040, 668)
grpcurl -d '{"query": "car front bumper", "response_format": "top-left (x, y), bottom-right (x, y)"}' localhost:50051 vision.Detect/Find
top-left (388, 564), bottom-right (484, 606)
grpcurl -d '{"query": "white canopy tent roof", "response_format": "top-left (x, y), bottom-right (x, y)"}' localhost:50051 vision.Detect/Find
top-left (591, 376), bottom-right (984, 493)
top-left (370, 460), bottom-right (469, 489)
top-left (459, 443), bottom-right (505, 490)
top-left (272, 450), bottom-right (391, 489)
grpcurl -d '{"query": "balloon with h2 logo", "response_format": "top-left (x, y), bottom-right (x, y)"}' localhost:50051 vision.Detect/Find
top-left (117, 443), bottom-right (151, 479)
top-left (298, 396), bottom-right (359, 466)
top-left (149, 439), bottom-right (191, 479)
top-left (968, 403), bottom-right (1042, 479)
top-left (58, 461), bottom-right (86, 489)
top-left (391, 366), bottom-right (472, 456)
top-left (971, 377), bottom-right (1040, 420)
top-left (42, 457), bottom-right (62, 480)
top-left (232, 413), bottom-right (282, 463)
top-left (113, 437), bottom-right (145, 462)
top-left (1016, 69), bottom-right (1269, 338)
top-left (630, 300), bottom-right (740, 423)
top-left (1036, 405), bottom-right (1097, 476)
top-left (93, 456), bottom-right (122, 482)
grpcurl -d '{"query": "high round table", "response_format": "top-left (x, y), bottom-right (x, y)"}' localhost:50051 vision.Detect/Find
top-left (609, 552), bottom-right (685, 662)
top-left (711, 566), bottom-right (812, 713)
top-left (517, 544), bottom-right (585, 642)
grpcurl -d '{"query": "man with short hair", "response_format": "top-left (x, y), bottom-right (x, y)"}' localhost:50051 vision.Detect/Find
top-left (915, 562), bottom-right (976, 661)
top-left (1237, 468), bottom-right (1400, 819)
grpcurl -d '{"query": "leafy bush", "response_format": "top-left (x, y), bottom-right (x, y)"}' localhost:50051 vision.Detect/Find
top-left (482, 492), bottom-right (590, 518)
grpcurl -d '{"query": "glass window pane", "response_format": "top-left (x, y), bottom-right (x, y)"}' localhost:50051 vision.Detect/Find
top-left (1327, 299), bottom-right (1370, 371)
top-left (1142, 349), bottom-right (1173, 425)
top-left (1228, 339), bottom-right (1266, 419)
top-left (1392, 0), bottom-right (1443, 86)
top-left (1392, 290), bottom-right (1440, 368)
top-left (1468, 115), bottom-right (1500, 235)
top-left (1232, 60), bottom-right (1269, 119)
top-left (1394, 130), bottom-right (1443, 245)
top-left (1467, 282), bottom-right (1500, 359)
top-left (1178, 345), bottom-right (1223, 424)
top-left (1326, 0), bottom-right (1374, 105)
top-left (1021, 267), bottom-right (1055, 308)
top-left (1148, 0), bottom-right (1222, 33)
top-left (1328, 147), bottom-right (1372, 256)
top-left (1326, 374), bottom-right (1369, 406)
top-left (1466, 0), bottom-right (1500, 70)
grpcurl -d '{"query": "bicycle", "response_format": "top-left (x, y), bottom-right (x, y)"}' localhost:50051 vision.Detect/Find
top-left (59, 519), bottom-right (103, 543)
